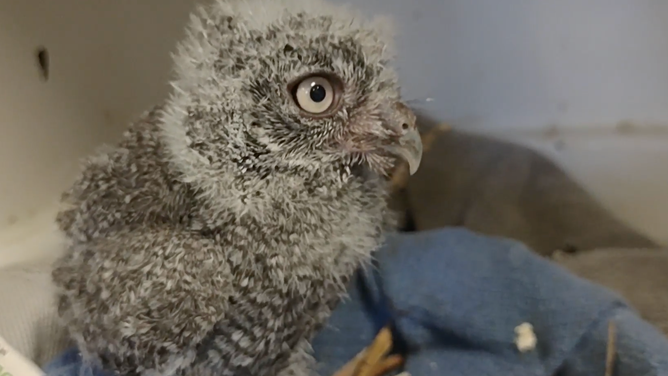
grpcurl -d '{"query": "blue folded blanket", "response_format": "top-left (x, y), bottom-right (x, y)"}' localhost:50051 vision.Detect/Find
top-left (44, 228), bottom-right (668, 376)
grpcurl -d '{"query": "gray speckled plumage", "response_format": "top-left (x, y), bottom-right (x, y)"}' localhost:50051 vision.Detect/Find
top-left (52, 1), bottom-right (418, 375)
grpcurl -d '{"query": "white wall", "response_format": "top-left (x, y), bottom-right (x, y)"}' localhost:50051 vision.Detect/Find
top-left (0, 0), bottom-right (667, 267)
top-left (341, 0), bottom-right (668, 131)
top-left (0, 0), bottom-right (198, 266)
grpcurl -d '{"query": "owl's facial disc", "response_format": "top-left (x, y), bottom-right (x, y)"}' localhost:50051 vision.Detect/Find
top-left (289, 74), bottom-right (422, 175)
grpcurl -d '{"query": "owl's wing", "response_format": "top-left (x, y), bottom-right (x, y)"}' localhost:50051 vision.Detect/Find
top-left (53, 226), bottom-right (234, 376)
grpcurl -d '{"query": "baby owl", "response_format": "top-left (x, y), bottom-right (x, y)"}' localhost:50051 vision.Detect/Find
top-left (51, 0), bottom-right (422, 375)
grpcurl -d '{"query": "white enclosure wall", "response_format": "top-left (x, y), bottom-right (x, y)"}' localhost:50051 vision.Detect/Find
top-left (1, 0), bottom-right (667, 268)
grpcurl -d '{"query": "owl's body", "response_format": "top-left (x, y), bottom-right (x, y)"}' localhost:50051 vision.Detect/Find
top-left (55, 107), bottom-right (387, 376)
top-left (52, 0), bottom-right (421, 375)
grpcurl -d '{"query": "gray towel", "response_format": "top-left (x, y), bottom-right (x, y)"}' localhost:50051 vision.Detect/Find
top-left (555, 248), bottom-right (668, 335)
top-left (393, 114), bottom-right (657, 256)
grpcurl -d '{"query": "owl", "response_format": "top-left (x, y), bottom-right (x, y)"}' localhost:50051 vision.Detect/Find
top-left (51, 0), bottom-right (422, 375)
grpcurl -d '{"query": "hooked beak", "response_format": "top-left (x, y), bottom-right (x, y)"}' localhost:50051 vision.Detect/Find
top-left (385, 102), bottom-right (423, 175)
top-left (391, 128), bottom-right (423, 175)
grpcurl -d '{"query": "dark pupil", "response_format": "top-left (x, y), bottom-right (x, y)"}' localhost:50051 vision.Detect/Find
top-left (309, 85), bottom-right (327, 103)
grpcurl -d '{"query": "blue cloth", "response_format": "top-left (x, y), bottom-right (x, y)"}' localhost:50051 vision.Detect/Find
top-left (44, 228), bottom-right (668, 376)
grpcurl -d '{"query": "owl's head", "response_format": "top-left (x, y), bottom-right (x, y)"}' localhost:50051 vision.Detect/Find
top-left (161, 0), bottom-right (422, 193)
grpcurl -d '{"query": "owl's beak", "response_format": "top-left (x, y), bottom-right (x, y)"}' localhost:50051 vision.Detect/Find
top-left (384, 102), bottom-right (423, 175)
top-left (392, 128), bottom-right (423, 175)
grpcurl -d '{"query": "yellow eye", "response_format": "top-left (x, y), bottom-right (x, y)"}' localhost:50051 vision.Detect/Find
top-left (293, 76), bottom-right (336, 114)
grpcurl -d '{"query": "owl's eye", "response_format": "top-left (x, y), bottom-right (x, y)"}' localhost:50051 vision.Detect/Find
top-left (292, 75), bottom-right (340, 115)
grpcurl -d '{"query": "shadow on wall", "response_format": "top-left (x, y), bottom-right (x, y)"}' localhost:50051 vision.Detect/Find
top-left (391, 112), bottom-right (658, 256)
